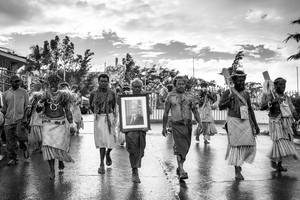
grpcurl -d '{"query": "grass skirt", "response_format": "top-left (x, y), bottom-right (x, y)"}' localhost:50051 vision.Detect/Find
top-left (43, 146), bottom-right (74, 162)
top-left (266, 116), bottom-right (299, 162)
top-left (226, 146), bottom-right (256, 166)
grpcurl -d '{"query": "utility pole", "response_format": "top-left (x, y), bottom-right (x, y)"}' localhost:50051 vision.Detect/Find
top-left (193, 57), bottom-right (195, 77)
top-left (104, 62), bottom-right (106, 72)
top-left (144, 60), bottom-right (148, 91)
top-left (297, 66), bottom-right (299, 94)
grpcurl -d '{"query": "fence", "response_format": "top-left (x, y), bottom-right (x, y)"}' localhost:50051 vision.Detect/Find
top-left (148, 91), bottom-right (270, 124)
top-left (149, 108), bottom-right (269, 124)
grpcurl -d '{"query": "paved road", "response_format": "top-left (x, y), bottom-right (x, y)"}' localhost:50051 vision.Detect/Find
top-left (0, 114), bottom-right (299, 200)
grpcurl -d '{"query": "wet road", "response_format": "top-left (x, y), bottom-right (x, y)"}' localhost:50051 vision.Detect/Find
top-left (0, 114), bottom-right (300, 200)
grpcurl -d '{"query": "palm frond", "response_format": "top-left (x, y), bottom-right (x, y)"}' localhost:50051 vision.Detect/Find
top-left (287, 52), bottom-right (300, 61)
top-left (284, 33), bottom-right (300, 43)
top-left (290, 18), bottom-right (300, 25)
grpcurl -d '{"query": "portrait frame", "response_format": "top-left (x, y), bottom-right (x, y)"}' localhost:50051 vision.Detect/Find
top-left (119, 93), bottom-right (150, 132)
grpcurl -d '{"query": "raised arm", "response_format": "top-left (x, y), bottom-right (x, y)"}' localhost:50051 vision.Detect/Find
top-left (260, 93), bottom-right (272, 111)
top-left (219, 90), bottom-right (232, 110)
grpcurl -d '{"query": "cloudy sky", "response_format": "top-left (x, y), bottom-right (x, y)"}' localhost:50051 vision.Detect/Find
top-left (0, 0), bottom-right (300, 90)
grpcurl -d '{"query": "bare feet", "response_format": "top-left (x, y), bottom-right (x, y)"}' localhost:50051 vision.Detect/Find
top-left (106, 153), bottom-right (112, 166)
top-left (58, 161), bottom-right (65, 171)
top-left (235, 166), bottom-right (244, 180)
top-left (98, 166), bottom-right (105, 174)
top-left (48, 172), bottom-right (55, 180)
top-left (179, 172), bottom-right (189, 180)
top-left (204, 139), bottom-right (210, 144)
top-left (270, 161), bottom-right (277, 169)
top-left (132, 168), bottom-right (141, 183)
top-left (277, 165), bottom-right (287, 172)
top-left (235, 173), bottom-right (244, 180)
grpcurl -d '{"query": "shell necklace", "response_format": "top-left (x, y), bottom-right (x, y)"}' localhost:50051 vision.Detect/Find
top-left (47, 91), bottom-right (61, 111)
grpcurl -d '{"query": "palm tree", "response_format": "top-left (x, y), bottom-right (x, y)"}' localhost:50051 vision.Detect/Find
top-left (284, 18), bottom-right (300, 61)
top-left (27, 45), bottom-right (43, 76)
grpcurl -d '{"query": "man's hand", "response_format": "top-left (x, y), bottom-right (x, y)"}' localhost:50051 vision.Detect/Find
top-left (271, 97), bottom-right (280, 105)
top-left (255, 125), bottom-right (260, 135)
top-left (162, 127), bottom-right (168, 137)
top-left (142, 127), bottom-right (150, 132)
top-left (69, 123), bottom-right (76, 136)
top-left (229, 93), bottom-right (235, 101)
top-left (70, 127), bottom-right (75, 136)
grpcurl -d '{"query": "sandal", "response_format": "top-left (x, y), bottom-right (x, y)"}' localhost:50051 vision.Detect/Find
top-left (98, 166), bottom-right (105, 174)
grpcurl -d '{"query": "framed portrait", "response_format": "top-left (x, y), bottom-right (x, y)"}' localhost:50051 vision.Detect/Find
top-left (119, 93), bottom-right (150, 132)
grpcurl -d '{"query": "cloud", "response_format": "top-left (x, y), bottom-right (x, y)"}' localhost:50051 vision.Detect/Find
top-left (237, 45), bottom-right (280, 62)
top-left (137, 51), bottom-right (165, 58)
top-left (1, 0), bottom-right (300, 91)
top-left (0, 0), bottom-right (43, 26)
top-left (245, 9), bottom-right (269, 23)
top-left (0, 36), bottom-right (13, 45)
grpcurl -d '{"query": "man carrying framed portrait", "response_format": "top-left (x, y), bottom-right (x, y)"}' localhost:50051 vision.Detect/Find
top-left (118, 78), bottom-right (151, 183)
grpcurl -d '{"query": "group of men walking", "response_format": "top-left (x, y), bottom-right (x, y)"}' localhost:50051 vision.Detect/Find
top-left (0, 68), bottom-right (299, 183)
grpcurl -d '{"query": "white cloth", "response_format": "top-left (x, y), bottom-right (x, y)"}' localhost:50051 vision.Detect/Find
top-left (94, 113), bottom-right (116, 149)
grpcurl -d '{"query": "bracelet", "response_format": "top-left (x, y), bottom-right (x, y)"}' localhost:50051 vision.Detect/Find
top-left (268, 101), bottom-right (272, 108)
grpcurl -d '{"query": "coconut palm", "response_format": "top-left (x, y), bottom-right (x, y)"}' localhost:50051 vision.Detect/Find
top-left (284, 18), bottom-right (300, 61)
